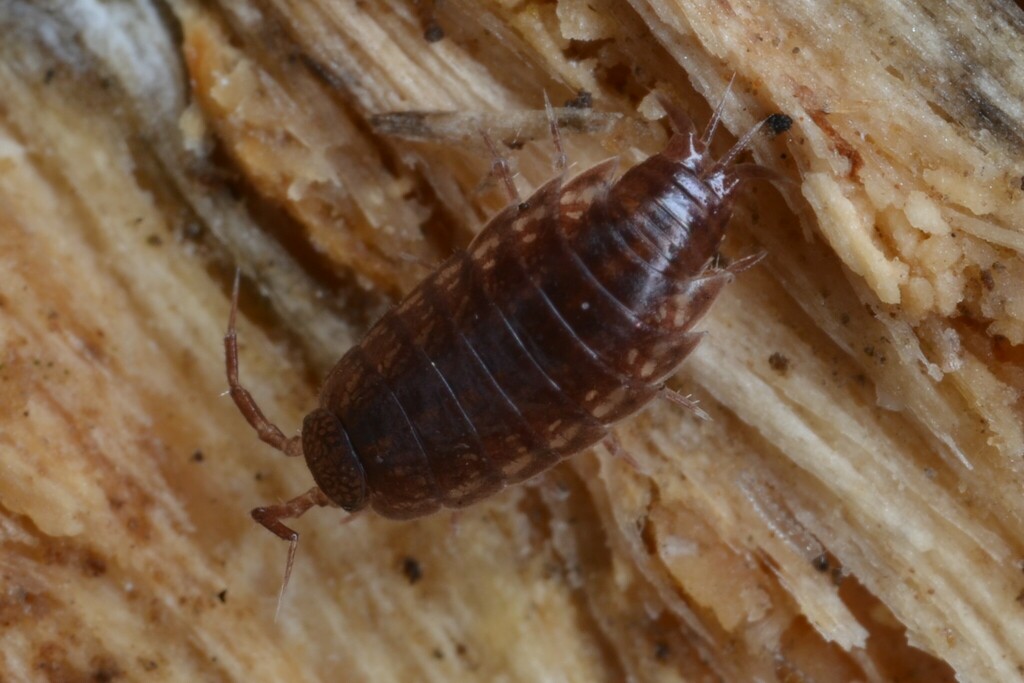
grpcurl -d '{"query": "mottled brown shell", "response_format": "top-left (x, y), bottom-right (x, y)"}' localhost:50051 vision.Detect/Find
top-left (305, 119), bottom-right (762, 519)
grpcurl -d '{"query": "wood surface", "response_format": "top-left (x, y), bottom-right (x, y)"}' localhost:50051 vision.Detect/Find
top-left (1, 1), bottom-right (1022, 681)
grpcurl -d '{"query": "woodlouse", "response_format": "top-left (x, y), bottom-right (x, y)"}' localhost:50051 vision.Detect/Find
top-left (225, 93), bottom-right (781, 591)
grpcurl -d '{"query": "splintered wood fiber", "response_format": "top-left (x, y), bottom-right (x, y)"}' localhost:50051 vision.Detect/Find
top-left (0, 0), bottom-right (1022, 681)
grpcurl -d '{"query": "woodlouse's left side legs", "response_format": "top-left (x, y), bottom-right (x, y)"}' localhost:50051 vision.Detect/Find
top-left (251, 486), bottom-right (334, 619)
top-left (224, 269), bottom-right (303, 459)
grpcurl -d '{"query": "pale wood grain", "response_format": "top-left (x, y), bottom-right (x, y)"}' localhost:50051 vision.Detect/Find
top-left (1, 1), bottom-right (1021, 681)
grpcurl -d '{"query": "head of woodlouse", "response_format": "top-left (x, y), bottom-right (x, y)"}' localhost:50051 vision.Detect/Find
top-left (595, 138), bottom-right (739, 277)
top-left (660, 128), bottom-right (749, 200)
top-left (652, 94), bottom-right (774, 202)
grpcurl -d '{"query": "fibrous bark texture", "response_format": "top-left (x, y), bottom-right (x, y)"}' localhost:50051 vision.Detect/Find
top-left (1, 1), bottom-right (1022, 681)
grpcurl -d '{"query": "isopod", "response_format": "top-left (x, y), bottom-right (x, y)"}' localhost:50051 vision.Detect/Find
top-left (225, 92), bottom-right (783, 596)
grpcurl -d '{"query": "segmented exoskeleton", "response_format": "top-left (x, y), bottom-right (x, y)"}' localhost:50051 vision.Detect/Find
top-left (224, 95), bottom-right (780, 593)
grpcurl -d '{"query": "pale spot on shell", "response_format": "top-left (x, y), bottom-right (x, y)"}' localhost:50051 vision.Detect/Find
top-left (548, 424), bottom-right (581, 450)
top-left (501, 450), bottom-right (534, 477)
top-left (651, 340), bottom-right (673, 357)
top-left (640, 360), bottom-right (657, 378)
top-left (561, 183), bottom-right (603, 206)
top-left (471, 235), bottom-right (499, 257)
top-left (560, 189), bottom-right (584, 205)
top-left (439, 263), bottom-right (460, 280)
top-left (627, 349), bottom-right (639, 364)
top-left (604, 385), bottom-right (629, 411)
top-left (585, 389), bottom-right (598, 401)
top-left (523, 233), bottom-right (537, 243)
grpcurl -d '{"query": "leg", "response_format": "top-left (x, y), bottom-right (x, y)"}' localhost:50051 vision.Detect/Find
top-left (479, 94), bottom-right (568, 206)
top-left (251, 486), bottom-right (334, 619)
top-left (659, 387), bottom-right (711, 422)
top-left (603, 431), bottom-right (644, 472)
top-left (707, 250), bottom-right (767, 277)
top-left (543, 90), bottom-right (568, 171)
top-left (723, 251), bottom-right (767, 275)
top-left (224, 269), bottom-right (302, 458)
top-left (480, 131), bottom-right (521, 205)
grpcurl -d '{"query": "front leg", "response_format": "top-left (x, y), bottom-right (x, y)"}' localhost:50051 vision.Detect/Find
top-left (252, 486), bottom-right (336, 619)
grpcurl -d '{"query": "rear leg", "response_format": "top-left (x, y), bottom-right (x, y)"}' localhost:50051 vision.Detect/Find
top-left (224, 269), bottom-right (302, 459)
top-left (252, 486), bottom-right (335, 620)
top-left (225, 270), bottom-right (334, 613)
